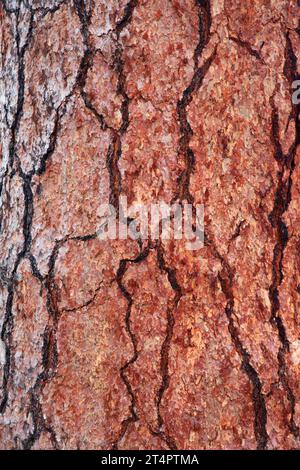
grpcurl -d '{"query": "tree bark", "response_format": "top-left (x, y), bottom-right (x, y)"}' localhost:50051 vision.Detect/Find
top-left (1, 0), bottom-right (300, 450)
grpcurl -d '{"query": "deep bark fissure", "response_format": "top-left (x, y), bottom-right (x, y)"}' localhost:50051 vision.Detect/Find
top-left (174, 0), bottom-right (214, 205)
top-left (105, 0), bottom-right (138, 214)
top-left (113, 245), bottom-right (151, 449)
top-left (153, 243), bottom-right (183, 451)
top-left (0, 6), bottom-right (35, 416)
top-left (205, 234), bottom-right (269, 450)
top-left (268, 33), bottom-right (300, 440)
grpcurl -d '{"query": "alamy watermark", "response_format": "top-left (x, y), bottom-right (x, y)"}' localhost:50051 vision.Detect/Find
top-left (96, 196), bottom-right (204, 251)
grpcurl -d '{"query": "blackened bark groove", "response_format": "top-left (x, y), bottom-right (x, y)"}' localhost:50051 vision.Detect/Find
top-left (268, 32), bottom-right (300, 441)
top-left (204, 234), bottom-right (269, 450)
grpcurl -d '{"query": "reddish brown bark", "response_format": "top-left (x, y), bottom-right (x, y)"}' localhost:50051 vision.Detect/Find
top-left (1, 0), bottom-right (300, 450)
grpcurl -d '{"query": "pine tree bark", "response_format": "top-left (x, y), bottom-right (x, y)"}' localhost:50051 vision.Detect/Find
top-left (1, 0), bottom-right (300, 450)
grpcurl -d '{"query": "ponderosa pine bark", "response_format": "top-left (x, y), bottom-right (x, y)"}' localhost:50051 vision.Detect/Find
top-left (1, 0), bottom-right (300, 450)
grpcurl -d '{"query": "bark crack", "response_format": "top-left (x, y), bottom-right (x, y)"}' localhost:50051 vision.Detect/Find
top-left (151, 243), bottom-right (183, 450)
top-left (0, 6), bottom-right (35, 415)
top-left (229, 35), bottom-right (264, 63)
top-left (112, 245), bottom-right (151, 449)
top-left (205, 234), bottom-right (269, 450)
top-left (174, 0), bottom-right (215, 204)
top-left (35, 0), bottom-right (94, 177)
top-left (106, 0), bottom-right (138, 214)
top-left (267, 33), bottom-right (300, 439)
top-left (113, 241), bottom-right (183, 451)
top-left (22, 237), bottom-right (66, 449)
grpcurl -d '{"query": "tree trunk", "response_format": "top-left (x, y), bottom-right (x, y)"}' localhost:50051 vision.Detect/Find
top-left (1, 0), bottom-right (300, 450)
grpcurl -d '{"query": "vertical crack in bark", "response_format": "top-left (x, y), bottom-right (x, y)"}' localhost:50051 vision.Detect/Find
top-left (174, 0), bottom-right (214, 205)
top-left (0, 6), bottom-right (34, 415)
top-left (113, 246), bottom-right (151, 449)
top-left (99, 8), bottom-right (152, 446)
top-left (36, 0), bottom-right (94, 177)
top-left (35, 43), bottom-right (94, 176)
top-left (6, 5), bottom-right (34, 169)
top-left (21, 1), bottom-right (97, 448)
top-left (268, 33), bottom-right (300, 439)
top-left (106, 133), bottom-right (122, 214)
top-left (150, 243), bottom-right (183, 450)
top-left (22, 237), bottom-right (66, 449)
top-left (1, 163), bottom-right (59, 445)
top-left (106, 0), bottom-right (137, 214)
top-left (146, 0), bottom-right (215, 447)
top-left (73, 0), bottom-right (93, 47)
top-left (194, 0), bottom-right (212, 69)
top-left (23, 231), bottom-right (103, 449)
top-left (113, 241), bottom-right (183, 451)
top-left (78, 1), bottom-right (138, 218)
top-left (205, 236), bottom-right (269, 450)
top-left (205, 235), bottom-right (269, 450)
top-left (1, 0), bottom-right (96, 443)
top-left (74, 4), bottom-right (144, 447)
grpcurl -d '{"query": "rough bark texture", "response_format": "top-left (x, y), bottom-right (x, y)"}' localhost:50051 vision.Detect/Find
top-left (1, 0), bottom-right (300, 450)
